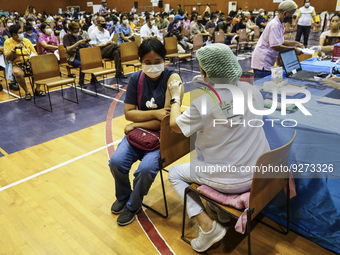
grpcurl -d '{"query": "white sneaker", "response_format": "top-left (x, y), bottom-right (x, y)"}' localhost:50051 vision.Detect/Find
top-left (208, 203), bottom-right (231, 224)
top-left (191, 221), bottom-right (227, 253)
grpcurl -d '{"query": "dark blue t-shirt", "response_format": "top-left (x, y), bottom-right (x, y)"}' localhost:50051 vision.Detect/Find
top-left (256, 16), bottom-right (267, 29)
top-left (124, 68), bottom-right (175, 110)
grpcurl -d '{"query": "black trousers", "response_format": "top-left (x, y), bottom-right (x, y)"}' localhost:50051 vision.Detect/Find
top-left (101, 43), bottom-right (123, 74)
top-left (295, 25), bottom-right (311, 47)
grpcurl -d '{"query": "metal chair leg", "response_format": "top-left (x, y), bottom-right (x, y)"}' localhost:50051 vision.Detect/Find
top-left (181, 186), bottom-right (191, 245)
top-left (247, 209), bottom-right (252, 255)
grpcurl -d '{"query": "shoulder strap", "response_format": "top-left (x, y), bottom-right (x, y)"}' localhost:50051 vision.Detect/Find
top-left (137, 71), bottom-right (145, 110)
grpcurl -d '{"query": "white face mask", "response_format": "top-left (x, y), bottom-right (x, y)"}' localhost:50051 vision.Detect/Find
top-left (275, 12), bottom-right (279, 16)
top-left (142, 63), bottom-right (164, 79)
top-left (177, 20), bottom-right (182, 27)
top-left (305, 2), bottom-right (310, 7)
top-left (7, 22), bottom-right (13, 27)
top-left (261, 12), bottom-right (265, 16)
top-left (45, 28), bottom-right (52, 35)
top-left (150, 20), bottom-right (155, 26)
top-left (73, 32), bottom-right (79, 37)
top-left (123, 19), bottom-right (129, 25)
top-left (18, 32), bottom-right (24, 40)
top-left (26, 32), bottom-right (32, 36)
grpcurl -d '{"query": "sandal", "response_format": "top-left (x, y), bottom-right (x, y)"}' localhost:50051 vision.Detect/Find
top-left (34, 90), bottom-right (46, 96)
top-left (25, 92), bottom-right (32, 100)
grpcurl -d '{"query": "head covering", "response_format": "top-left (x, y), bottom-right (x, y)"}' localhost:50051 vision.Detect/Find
top-left (196, 43), bottom-right (242, 84)
top-left (258, 8), bottom-right (265, 13)
top-left (278, 0), bottom-right (298, 12)
top-left (174, 14), bottom-right (184, 21)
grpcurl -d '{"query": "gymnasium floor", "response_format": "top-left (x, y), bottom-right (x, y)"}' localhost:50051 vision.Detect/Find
top-left (0, 54), bottom-right (335, 254)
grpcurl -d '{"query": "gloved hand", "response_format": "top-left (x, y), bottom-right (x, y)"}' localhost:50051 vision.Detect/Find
top-left (310, 45), bottom-right (322, 52)
top-left (146, 97), bottom-right (158, 109)
top-left (319, 76), bottom-right (340, 90)
top-left (168, 79), bottom-right (183, 98)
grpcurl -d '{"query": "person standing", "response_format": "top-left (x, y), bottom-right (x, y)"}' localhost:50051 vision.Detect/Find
top-left (251, 0), bottom-right (303, 79)
top-left (294, 0), bottom-right (316, 48)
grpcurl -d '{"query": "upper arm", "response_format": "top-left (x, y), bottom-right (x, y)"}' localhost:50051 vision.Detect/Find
top-left (124, 103), bottom-right (137, 118)
top-left (165, 72), bottom-right (183, 108)
top-left (319, 37), bottom-right (325, 47)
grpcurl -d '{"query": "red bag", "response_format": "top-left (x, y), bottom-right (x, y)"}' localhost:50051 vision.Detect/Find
top-left (127, 72), bottom-right (160, 151)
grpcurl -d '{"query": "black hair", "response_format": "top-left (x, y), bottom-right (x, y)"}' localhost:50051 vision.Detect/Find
top-left (138, 39), bottom-right (167, 61)
top-left (24, 25), bottom-right (33, 32)
top-left (210, 13), bottom-right (217, 20)
top-left (330, 13), bottom-right (340, 22)
top-left (304, 0), bottom-right (310, 3)
top-left (112, 15), bottom-right (119, 22)
top-left (226, 17), bottom-right (233, 22)
top-left (120, 13), bottom-right (128, 23)
top-left (145, 13), bottom-right (150, 21)
top-left (40, 23), bottom-right (49, 33)
top-left (220, 12), bottom-right (225, 16)
top-left (9, 24), bottom-right (21, 36)
top-left (178, 4), bottom-right (181, 7)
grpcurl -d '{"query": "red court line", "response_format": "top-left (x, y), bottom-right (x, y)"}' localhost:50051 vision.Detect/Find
top-left (105, 85), bottom-right (174, 255)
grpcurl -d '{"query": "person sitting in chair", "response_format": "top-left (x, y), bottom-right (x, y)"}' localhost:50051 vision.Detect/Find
top-left (4, 24), bottom-right (41, 100)
top-left (167, 43), bottom-right (270, 253)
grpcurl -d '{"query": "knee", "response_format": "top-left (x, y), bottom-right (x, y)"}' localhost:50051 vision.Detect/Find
top-left (168, 165), bottom-right (179, 184)
top-left (12, 68), bottom-right (23, 77)
top-left (108, 152), bottom-right (123, 172)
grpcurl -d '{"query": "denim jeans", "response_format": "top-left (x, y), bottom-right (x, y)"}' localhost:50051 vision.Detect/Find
top-left (109, 136), bottom-right (160, 211)
top-left (68, 52), bottom-right (95, 83)
top-left (253, 68), bottom-right (271, 79)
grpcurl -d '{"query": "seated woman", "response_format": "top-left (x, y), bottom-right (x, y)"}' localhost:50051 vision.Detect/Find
top-left (63, 22), bottom-right (97, 87)
top-left (39, 23), bottom-right (59, 55)
top-left (54, 18), bottom-right (63, 36)
top-left (4, 24), bottom-right (44, 100)
top-left (205, 13), bottom-right (217, 30)
top-left (118, 14), bottom-right (134, 45)
top-left (313, 14), bottom-right (340, 54)
top-left (108, 39), bottom-right (183, 226)
top-left (2, 18), bottom-right (14, 39)
top-left (167, 43), bottom-right (270, 253)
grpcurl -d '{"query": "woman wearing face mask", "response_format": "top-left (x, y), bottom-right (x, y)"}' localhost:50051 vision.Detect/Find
top-left (294, 0), bottom-right (316, 48)
top-left (4, 24), bottom-right (38, 100)
top-left (183, 15), bottom-right (191, 29)
top-left (24, 5), bottom-right (37, 20)
top-left (251, 0), bottom-right (304, 79)
top-left (26, 17), bottom-right (41, 36)
top-left (54, 18), bottom-right (63, 36)
top-left (39, 23), bottom-right (59, 55)
top-left (167, 43), bottom-right (270, 253)
top-left (108, 39), bottom-right (183, 226)
top-left (118, 14), bottom-right (134, 45)
top-left (205, 13), bottom-right (217, 30)
top-left (3, 19), bottom-right (14, 39)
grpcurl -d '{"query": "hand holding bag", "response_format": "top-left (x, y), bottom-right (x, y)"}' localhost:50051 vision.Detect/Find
top-left (126, 72), bottom-right (161, 151)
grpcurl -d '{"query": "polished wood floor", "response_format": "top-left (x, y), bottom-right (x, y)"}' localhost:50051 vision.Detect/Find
top-left (0, 64), bottom-right (336, 255)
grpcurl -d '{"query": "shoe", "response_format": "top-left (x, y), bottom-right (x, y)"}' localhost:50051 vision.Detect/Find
top-left (191, 221), bottom-right (227, 253)
top-left (78, 81), bottom-right (87, 88)
top-left (25, 92), bottom-right (32, 101)
top-left (0, 84), bottom-right (3, 92)
top-left (208, 203), bottom-right (231, 224)
top-left (34, 89), bottom-right (46, 96)
top-left (90, 78), bottom-right (100, 85)
top-left (9, 82), bottom-right (20, 91)
top-left (68, 73), bottom-right (76, 78)
top-left (117, 206), bottom-right (141, 226)
top-left (115, 73), bottom-right (127, 79)
top-left (111, 197), bottom-right (129, 214)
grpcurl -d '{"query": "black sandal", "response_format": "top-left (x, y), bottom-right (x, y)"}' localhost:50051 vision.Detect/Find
top-left (25, 92), bottom-right (32, 100)
top-left (34, 90), bottom-right (46, 96)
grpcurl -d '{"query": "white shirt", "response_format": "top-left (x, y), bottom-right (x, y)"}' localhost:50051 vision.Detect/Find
top-left (88, 24), bottom-right (97, 37)
top-left (297, 6), bottom-right (315, 27)
top-left (89, 27), bottom-right (110, 45)
top-left (140, 24), bottom-right (160, 42)
top-left (320, 30), bottom-right (340, 39)
top-left (176, 82), bottom-right (270, 185)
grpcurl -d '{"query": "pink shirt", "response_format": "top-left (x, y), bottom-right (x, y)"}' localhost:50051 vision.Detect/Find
top-left (39, 33), bottom-right (59, 54)
top-left (251, 16), bottom-right (285, 71)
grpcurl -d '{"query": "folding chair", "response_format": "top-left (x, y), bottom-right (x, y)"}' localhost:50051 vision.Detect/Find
top-left (181, 131), bottom-right (297, 255)
top-left (58, 45), bottom-right (78, 78)
top-left (214, 31), bottom-right (225, 43)
top-left (192, 34), bottom-right (203, 53)
top-left (120, 41), bottom-right (141, 72)
top-left (36, 42), bottom-right (43, 55)
top-left (142, 115), bottom-right (191, 218)
top-left (164, 36), bottom-right (193, 75)
top-left (30, 54), bottom-right (78, 112)
top-left (79, 47), bottom-right (118, 96)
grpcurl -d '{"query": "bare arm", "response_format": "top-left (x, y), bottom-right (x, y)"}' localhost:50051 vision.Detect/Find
top-left (40, 40), bottom-right (58, 50)
top-left (319, 37), bottom-right (334, 53)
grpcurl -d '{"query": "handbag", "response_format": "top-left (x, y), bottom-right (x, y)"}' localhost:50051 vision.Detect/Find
top-left (126, 71), bottom-right (161, 151)
top-left (18, 44), bottom-right (33, 77)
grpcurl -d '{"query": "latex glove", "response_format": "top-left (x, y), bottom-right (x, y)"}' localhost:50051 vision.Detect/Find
top-left (319, 78), bottom-right (340, 90)
top-left (168, 79), bottom-right (183, 98)
top-left (310, 45), bottom-right (322, 52)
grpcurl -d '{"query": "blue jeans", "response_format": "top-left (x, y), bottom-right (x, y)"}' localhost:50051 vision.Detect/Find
top-left (109, 136), bottom-right (160, 211)
top-left (253, 68), bottom-right (271, 79)
top-left (68, 52), bottom-right (95, 83)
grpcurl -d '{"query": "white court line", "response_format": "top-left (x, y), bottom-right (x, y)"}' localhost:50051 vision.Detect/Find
top-left (0, 139), bottom-right (122, 192)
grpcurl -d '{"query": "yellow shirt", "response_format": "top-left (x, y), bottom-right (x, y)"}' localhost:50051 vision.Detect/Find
top-left (4, 37), bottom-right (37, 64)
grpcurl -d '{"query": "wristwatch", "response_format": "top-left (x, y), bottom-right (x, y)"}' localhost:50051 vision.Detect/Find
top-left (170, 97), bottom-right (181, 106)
